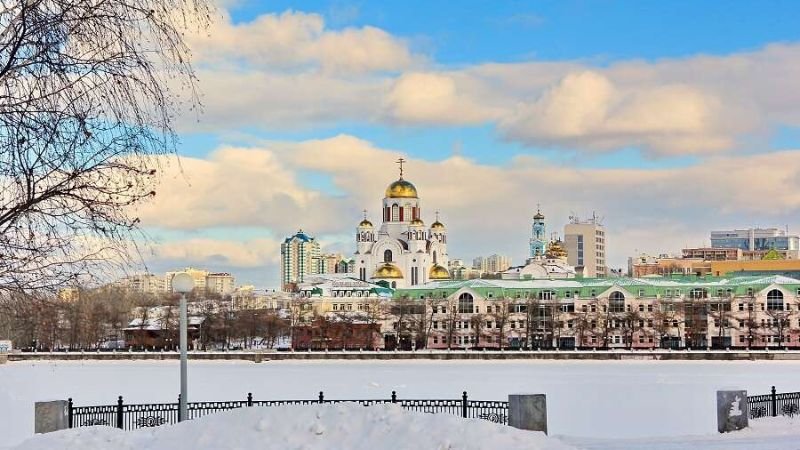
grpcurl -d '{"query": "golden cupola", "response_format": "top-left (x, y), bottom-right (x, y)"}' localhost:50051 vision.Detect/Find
top-left (385, 178), bottom-right (418, 199)
top-left (373, 263), bottom-right (404, 279)
top-left (545, 239), bottom-right (568, 259)
top-left (429, 264), bottom-right (450, 280)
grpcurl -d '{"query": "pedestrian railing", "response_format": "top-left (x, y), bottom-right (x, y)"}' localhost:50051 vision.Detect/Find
top-left (69, 391), bottom-right (508, 430)
top-left (748, 386), bottom-right (800, 419)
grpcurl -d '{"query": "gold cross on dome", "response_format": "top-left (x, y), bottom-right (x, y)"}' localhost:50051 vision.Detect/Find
top-left (363, 209), bottom-right (368, 220)
top-left (396, 158), bottom-right (406, 179)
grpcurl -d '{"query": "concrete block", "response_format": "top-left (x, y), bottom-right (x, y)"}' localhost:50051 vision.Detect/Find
top-left (35, 400), bottom-right (69, 434)
top-left (717, 390), bottom-right (748, 433)
top-left (508, 394), bottom-right (547, 434)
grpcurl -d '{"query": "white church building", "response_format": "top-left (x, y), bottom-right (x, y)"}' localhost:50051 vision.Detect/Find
top-left (353, 161), bottom-right (450, 289)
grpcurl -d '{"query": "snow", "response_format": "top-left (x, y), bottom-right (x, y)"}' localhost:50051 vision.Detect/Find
top-left (8, 404), bottom-right (800, 450)
top-left (7, 404), bottom-right (570, 450)
top-left (2, 360), bottom-right (800, 448)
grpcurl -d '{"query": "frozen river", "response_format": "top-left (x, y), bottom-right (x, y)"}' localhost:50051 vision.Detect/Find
top-left (0, 359), bottom-right (796, 447)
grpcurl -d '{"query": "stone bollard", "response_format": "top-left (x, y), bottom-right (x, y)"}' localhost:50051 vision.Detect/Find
top-left (508, 394), bottom-right (547, 434)
top-left (254, 350), bottom-right (263, 363)
top-left (35, 400), bottom-right (69, 434)
top-left (0, 354), bottom-right (7, 365)
top-left (717, 390), bottom-right (748, 433)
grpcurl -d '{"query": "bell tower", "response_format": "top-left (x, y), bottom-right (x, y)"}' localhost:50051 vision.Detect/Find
top-left (530, 205), bottom-right (546, 258)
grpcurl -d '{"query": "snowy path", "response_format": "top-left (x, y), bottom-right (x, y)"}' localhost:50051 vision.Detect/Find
top-left (2, 360), bottom-right (800, 447)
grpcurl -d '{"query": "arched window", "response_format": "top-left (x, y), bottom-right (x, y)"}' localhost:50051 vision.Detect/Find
top-left (384, 249), bottom-right (393, 263)
top-left (391, 281), bottom-right (397, 289)
top-left (391, 204), bottom-right (399, 221)
top-left (689, 288), bottom-right (708, 299)
top-left (458, 292), bottom-right (474, 314)
top-left (609, 291), bottom-right (625, 313)
top-left (433, 251), bottom-right (438, 264)
top-left (767, 289), bottom-right (784, 311)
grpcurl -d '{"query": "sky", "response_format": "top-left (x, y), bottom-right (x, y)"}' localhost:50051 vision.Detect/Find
top-left (134, 0), bottom-right (800, 288)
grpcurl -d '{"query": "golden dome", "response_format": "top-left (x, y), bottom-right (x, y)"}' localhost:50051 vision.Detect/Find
top-left (429, 264), bottom-right (450, 280)
top-left (359, 219), bottom-right (373, 227)
top-left (545, 240), bottom-right (567, 259)
top-left (431, 220), bottom-right (445, 230)
top-left (372, 263), bottom-right (404, 279)
top-left (385, 179), bottom-right (418, 198)
top-left (410, 218), bottom-right (425, 227)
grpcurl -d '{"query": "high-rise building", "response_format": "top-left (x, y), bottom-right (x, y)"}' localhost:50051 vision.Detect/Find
top-left (710, 228), bottom-right (799, 259)
top-left (281, 229), bottom-right (321, 291)
top-left (472, 254), bottom-right (511, 273)
top-left (117, 273), bottom-right (165, 295)
top-left (206, 272), bottom-right (235, 296)
top-left (564, 213), bottom-right (607, 278)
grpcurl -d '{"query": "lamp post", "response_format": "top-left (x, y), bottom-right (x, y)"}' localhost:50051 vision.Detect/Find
top-left (172, 272), bottom-right (195, 422)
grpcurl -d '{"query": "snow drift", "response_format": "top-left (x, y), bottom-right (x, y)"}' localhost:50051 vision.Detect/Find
top-left (9, 404), bottom-right (572, 450)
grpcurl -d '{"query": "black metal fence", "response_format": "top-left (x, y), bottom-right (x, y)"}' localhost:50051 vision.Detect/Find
top-left (748, 386), bottom-right (800, 419)
top-left (69, 391), bottom-right (509, 430)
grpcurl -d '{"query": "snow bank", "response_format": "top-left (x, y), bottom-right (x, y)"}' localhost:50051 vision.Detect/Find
top-left (564, 416), bottom-right (800, 450)
top-left (8, 404), bottom-right (573, 450)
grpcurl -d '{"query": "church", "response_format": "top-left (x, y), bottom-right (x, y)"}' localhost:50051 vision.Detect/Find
top-left (353, 160), bottom-right (450, 289)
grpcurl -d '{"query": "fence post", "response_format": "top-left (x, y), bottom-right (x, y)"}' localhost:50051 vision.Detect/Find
top-left (247, 393), bottom-right (253, 407)
top-left (461, 391), bottom-right (468, 418)
top-left (177, 394), bottom-right (182, 422)
top-left (391, 391), bottom-right (397, 403)
top-left (68, 398), bottom-right (73, 429)
top-left (716, 390), bottom-right (748, 433)
top-left (771, 386), bottom-right (777, 417)
top-left (34, 400), bottom-right (69, 434)
top-left (508, 394), bottom-right (548, 434)
top-left (319, 391), bottom-right (324, 404)
top-left (116, 396), bottom-right (124, 429)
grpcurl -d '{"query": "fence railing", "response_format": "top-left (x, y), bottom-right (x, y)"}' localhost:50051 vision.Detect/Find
top-left (748, 386), bottom-right (800, 419)
top-left (69, 391), bottom-right (508, 430)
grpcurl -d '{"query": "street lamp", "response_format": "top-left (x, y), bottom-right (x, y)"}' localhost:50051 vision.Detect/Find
top-left (172, 272), bottom-right (194, 422)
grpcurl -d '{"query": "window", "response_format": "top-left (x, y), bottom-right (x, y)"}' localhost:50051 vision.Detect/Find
top-left (609, 291), bottom-right (625, 313)
top-left (638, 304), bottom-right (644, 312)
top-left (539, 290), bottom-right (555, 300)
top-left (767, 289), bottom-right (784, 311)
top-left (384, 249), bottom-right (393, 263)
top-left (689, 288), bottom-right (707, 299)
top-left (747, 288), bottom-right (754, 297)
top-left (638, 289), bottom-right (645, 297)
top-left (458, 293), bottom-right (474, 314)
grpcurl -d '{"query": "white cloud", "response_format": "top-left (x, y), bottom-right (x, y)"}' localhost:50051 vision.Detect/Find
top-left (188, 10), bottom-right (418, 74)
top-left (499, 71), bottom-right (732, 155)
top-left (181, 9), bottom-right (800, 157)
top-left (152, 238), bottom-right (280, 268)
top-left (384, 72), bottom-right (499, 124)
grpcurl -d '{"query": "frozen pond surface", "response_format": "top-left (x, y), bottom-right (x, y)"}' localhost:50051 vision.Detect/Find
top-left (0, 359), bottom-right (796, 447)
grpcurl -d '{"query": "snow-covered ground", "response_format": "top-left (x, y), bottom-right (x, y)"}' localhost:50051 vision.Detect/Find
top-left (7, 404), bottom-right (800, 450)
top-left (8, 403), bottom-right (570, 450)
top-left (2, 360), bottom-right (799, 448)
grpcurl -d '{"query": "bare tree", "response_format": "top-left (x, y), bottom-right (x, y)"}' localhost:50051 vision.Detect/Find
top-left (0, 0), bottom-right (211, 292)
top-left (489, 297), bottom-right (511, 349)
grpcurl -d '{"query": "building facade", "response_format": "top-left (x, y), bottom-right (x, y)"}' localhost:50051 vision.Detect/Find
top-left (473, 254), bottom-right (512, 273)
top-left (353, 164), bottom-right (450, 289)
top-left (281, 230), bottom-right (322, 291)
top-left (206, 272), bottom-right (235, 296)
top-left (711, 228), bottom-right (800, 259)
top-left (391, 275), bottom-right (800, 350)
top-left (564, 214), bottom-right (607, 278)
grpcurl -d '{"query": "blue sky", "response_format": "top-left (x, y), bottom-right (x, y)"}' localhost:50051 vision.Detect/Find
top-left (137, 1), bottom-right (800, 287)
